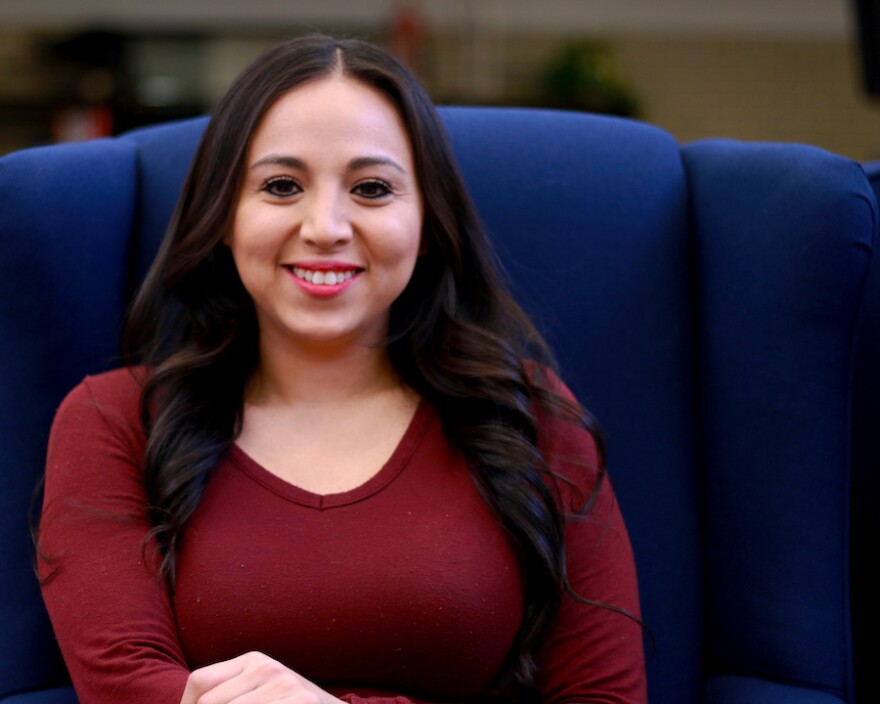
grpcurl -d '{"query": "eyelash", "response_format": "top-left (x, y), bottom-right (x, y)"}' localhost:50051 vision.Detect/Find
top-left (353, 179), bottom-right (393, 200)
top-left (259, 177), bottom-right (394, 200)
top-left (262, 176), bottom-right (300, 197)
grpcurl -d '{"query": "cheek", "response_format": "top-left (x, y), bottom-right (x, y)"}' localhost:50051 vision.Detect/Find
top-left (229, 209), bottom-right (285, 265)
top-left (226, 197), bottom-right (251, 247)
top-left (365, 209), bottom-right (422, 265)
top-left (394, 210), bottom-right (425, 264)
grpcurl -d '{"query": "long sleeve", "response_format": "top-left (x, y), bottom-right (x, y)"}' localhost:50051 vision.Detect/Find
top-left (532, 408), bottom-right (647, 704)
top-left (37, 372), bottom-right (190, 704)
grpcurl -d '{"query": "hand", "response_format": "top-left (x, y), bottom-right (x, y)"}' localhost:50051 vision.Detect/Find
top-left (180, 651), bottom-right (343, 704)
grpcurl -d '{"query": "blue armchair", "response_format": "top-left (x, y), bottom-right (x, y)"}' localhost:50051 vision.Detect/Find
top-left (1, 108), bottom-right (874, 704)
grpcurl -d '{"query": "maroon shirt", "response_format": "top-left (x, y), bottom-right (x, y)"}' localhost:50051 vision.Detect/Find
top-left (39, 368), bottom-right (646, 703)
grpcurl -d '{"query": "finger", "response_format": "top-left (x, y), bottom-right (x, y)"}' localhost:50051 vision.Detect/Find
top-left (180, 655), bottom-right (250, 703)
top-left (215, 686), bottom-right (320, 704)
top-left (190, 670), bottom-right (261, 704)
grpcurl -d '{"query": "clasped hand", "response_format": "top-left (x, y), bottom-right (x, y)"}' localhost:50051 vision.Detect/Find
top-left (180, 651), bottom-right (344, 704)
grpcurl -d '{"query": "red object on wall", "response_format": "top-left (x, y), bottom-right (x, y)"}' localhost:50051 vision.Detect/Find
top-left (52, 105), bottom-right (114, 143)
top-left (391, 2), bottom-right (426, 71)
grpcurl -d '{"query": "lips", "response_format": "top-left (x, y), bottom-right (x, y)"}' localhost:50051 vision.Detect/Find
top-left (283, 262), bottom-right (363, 297)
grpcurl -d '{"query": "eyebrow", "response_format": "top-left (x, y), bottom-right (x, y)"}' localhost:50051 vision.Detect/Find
top-left (250, 155), bottom-right (306, 170)
top-left (249, 154), bottom-right (407, 174)
top-left (348, 156), bottom-right (407, 174)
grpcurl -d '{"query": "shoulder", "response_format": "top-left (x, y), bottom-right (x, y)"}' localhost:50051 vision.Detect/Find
top-left (528, 366), bottom-right (599, 464)
top-left (43, 367), bottom-right (151, 520)
top-left (52, 366), bottom-right (147, 446)
top-left (59, 365), bottom-right (145, 408)
top-left (528, 366), bottom-right (604, 509)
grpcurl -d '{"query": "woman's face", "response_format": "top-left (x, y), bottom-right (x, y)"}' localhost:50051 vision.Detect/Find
top-left (228, 75), bottom-right (424, 354)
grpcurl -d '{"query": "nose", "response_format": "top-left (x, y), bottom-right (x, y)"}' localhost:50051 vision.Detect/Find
top-left (299, 187), bottom-right (353, 249)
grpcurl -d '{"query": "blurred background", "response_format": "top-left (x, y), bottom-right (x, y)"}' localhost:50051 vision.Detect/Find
top-left (0, 0), bottom-right (879, 160)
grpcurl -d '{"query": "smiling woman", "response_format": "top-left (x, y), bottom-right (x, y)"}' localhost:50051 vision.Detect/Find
top-left (36, 35), bottom-right (646, 704)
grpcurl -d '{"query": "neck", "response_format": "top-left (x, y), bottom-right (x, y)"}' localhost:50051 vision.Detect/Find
top-left (247, 332), bottom-right (401, 407)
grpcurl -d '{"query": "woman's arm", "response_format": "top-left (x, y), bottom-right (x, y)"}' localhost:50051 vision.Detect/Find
top-left (532, 390), bottom-right (647, 704)
top-left (38, 372), bottom-right (190, 704)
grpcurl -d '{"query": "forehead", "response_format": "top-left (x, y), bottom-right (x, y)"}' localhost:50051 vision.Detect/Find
top-left (247, 76), bottom-right (414, 163)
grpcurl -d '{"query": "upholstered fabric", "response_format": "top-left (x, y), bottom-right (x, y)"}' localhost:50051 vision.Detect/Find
top-left (683, 142), bottom-right (871, 696)
top-left (850, 160), bottom-right (880, 704)
top-left (1, 687), bottom-right (79, 704)
top-left (1, 108), bottom-right (873, 704)
top-left (0, 140), bottom-right (138, 701)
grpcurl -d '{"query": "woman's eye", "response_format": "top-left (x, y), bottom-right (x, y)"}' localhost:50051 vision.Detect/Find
top-left (263, 177), bottom-right (301, 197)
top-left (353, 179), bottom-right (393, 200)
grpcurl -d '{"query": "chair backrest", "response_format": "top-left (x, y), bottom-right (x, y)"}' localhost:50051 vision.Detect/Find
top-left (1, 107), bottom-right (873, 704)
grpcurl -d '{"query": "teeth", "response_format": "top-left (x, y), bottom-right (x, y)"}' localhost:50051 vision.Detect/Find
top-left (292, 267), bottom-right (356, 286)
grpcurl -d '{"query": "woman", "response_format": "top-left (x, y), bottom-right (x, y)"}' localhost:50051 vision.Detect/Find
top-left (38, 35), bottom-right (646, 704)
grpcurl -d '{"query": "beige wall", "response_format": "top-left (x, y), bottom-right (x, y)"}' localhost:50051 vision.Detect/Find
top-left (0, 0), bottom-right (851, 38)
top-left (614, 35), bottom-right (880, 161)
top-left (423, 32), bottom-right (880, 162)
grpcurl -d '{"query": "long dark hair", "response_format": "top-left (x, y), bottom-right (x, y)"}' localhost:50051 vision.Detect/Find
top-left (125, 34), bottom-right (607, 691)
